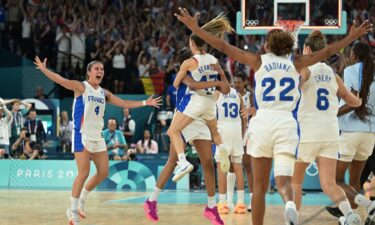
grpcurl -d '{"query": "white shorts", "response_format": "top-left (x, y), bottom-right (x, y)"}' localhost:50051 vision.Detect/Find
top-left (72, 130), bottom-right (106, 153)
top-left (247, 110), bottom-right (299, 158)
top-left (338, 131), bottom-right (375, 162)
top-left (214, 129), bottom-right (243, 163)
top-left (298, 142), bottom-right (340, 163)
top-left (177, 94), bottom-right (216, 120)
top-left (181, 119), bottom-right (211, 143)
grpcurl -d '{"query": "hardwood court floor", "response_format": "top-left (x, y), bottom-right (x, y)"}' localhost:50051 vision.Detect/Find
top-left (0, 189), bottom-right (367, 225)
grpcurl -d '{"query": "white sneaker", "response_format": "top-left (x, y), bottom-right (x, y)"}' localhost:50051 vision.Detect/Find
top-left (284, 201), bottom-right (298, 225)
top-left (77, 199), bottom-right (86, 219)
top-left (219, 146), bottom-right (229, 173)
top-left (227, 203), bottom-right (234, 212)
top-left (339, 213), bottom-right (362, 225)
top-left (66, 208), bottom-right (80, 225)
top-left (365, 201), bottom-right (375, 225)
top-left (172, 161), bottom-right (194, 182)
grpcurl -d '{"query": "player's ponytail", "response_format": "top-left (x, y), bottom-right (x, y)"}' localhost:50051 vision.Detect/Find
top-left (352, 42), bottom-right (374, 121)
top-left (304, 30), bottom-right (327, 52)
top-left (190, 13), bottom-right (234, 52)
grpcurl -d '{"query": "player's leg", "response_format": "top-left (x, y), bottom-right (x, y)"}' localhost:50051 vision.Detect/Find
top-left (67, 149), bottom-right (91, 225)
top-left (251, 156), bottom-right (272, 225)
top-left (242, 152), bottom-right (253, 212)
top-left (216, 159), bottom-right (229, 214)
top-left (291, 161), bottom-right (309, 211)
top-left (232, 157), bottom-right (246, 214)
top-left (226, 163), bottom-right (236, 211)
top-left (195, 139), bottom-right (224, 225)
top-left (206, 119), bottom-right (229, 173)
top-left (167, 111), bottom-right (194, 181)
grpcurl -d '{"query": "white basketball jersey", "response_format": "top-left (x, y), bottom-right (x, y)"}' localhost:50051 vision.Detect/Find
top-left (242, 91), bottom-right (251, 110)
top-left (254, 53), bottom-right (300, 112)
top-left (298, 62), bottom-right (339, 142)
top-left (217, 88), bottom-right (242, 135)
top-left (72, 81), bottom-right (106, 141)
top-left (187, 54), bottom-right (219, 96)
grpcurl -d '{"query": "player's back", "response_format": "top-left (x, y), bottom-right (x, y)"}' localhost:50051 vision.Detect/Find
top-left (188, 54), bottom-right (219, 96)
top-left (217, 87), bottom-right (242, 136)
top-left (254, 53), bottom-right (300, 113)
top-left (298, 62), bottom-right (339, 142)
top-left (73, 81), bottom-right (106, 141)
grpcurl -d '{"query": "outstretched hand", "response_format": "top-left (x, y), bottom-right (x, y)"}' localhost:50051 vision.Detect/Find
top-left (349, 20), bottom-right (373, 40)
top-left (34, 56), bottom-right (47, 71)
top-left (146, 95), bottom-right (162, 108)
top-left (174, 7), bottom-right (200, 31)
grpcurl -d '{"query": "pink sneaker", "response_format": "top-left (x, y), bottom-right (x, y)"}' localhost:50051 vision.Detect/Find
top-left (144, 199), bottom-right (158, 222)
top-left (204, 206), bottom-right (224, 225)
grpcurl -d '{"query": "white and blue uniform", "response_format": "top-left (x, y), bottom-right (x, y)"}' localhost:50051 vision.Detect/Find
top-left (338, 62), bottom-right (375, 162)
top-left (72, 81), bottom-right (107, 153)
top-left (247, 53), bottom-right (301, 176)
top-left (214, 88), bottom-right (243, 163)
top-left (177, 54), bottom-right (218, 121)
top-left (297, 62), bottom-right (340, 162)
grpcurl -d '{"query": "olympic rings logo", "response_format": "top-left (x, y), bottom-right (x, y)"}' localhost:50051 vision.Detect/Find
top-left (246, 19), bottom-right (259, 26)
top-left (325, 19), bottom-right (338, 26)
top-left (305, 162), bottom-right (319, 176)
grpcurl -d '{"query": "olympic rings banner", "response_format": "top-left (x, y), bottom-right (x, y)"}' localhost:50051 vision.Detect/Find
top-left (0, 160), bottom-right (189, 190)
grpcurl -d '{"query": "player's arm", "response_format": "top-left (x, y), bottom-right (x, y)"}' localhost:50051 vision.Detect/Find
top-left (34, 56), bottom-right (85, 95)
top-left (105, 89), bottom-right (161, 109)
top-left (174, 8), bottom-right (262, 71)
top-left (210, 63), bottom-right (230, 94)
top-left (173, 58), bottom-right (195, 88)
top-left (181, 75), bottom-right (222, 91)
top-left (299, 67), bottom-right (311, 87)
top-left (336, 75), bottom-right (362, 116)
top-left (239, 94), bottom-right (247, 138)
top-left (294, 20), bottom-right (373, 71)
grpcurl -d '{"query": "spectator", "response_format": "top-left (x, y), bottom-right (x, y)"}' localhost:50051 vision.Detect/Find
top-left (0, 99), bottom-right (13, 159)
top-left (59, 110), bottom-right (73, 153)
top-left (105, 40), bottom-right (127, 93)
top-left (137, 50), bottom-right (150, 77)
top-left (34, 86), bottom-right (48, 99)
top-left (6, 99), bottom-right (32, 150)
top-left (23, 109), bottom-right (46, 157)
top-left (123, 148), bottom-right (138, 161)
top-left (11, 127), bottom-right (39, 160)
top-left (119, 108), bottom-right (136, 144)
top-left (166, 77), bottom-right (177, 110)
top-left (136, 129), bottom-right (158, 154)
top-left (103, 118), bottom-right (127, 160)
top-left (55, 25), bottom-right (71, 73)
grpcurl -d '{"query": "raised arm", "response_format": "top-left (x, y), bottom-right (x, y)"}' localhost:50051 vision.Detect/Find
top-left (34, 57), bottom-right (85, 95)
top-left (105, 90), bottom-right (161, 109)
top-left (174, 8), bottom-right (261, 71)
top-left (294, 21), bottom-right (373, 70)
top-left (336, 74), bottom-right (362, 108)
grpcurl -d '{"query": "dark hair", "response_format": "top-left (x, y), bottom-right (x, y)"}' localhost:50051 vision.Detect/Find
top-left (217, 70), bottom-right (232, 83)
top-left (234, 71), bottom-right (247, 82)
top-left (304, 30), bottom-right (327, 52)
top-left (266, 29), bottom-right (294, 56)
top-left (142, 129), bottom-right (152, 149)
top-left (87, 60), bottom-right (104, 73)
top-left (177, 49), bottom-right (192, 65)
top-left (352, 42), bottom-right (375, 121)
top-left (190, 13), bottom-right (234, 53)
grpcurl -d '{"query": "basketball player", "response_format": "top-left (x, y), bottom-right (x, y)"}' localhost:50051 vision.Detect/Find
top-left (34, 57), bottom-right (161, 225)
top-left (144, 50), bottom-right (229, 225)
top-left (291, 31), bottom-right (362, 225)
top-left (174, 7), bottom-right (372, 225)
top-left (167, 14), bottom-right (233, 182)
top-left (214, 71), bottom-right (248, 214)
top-left (227, 72), bottom-right (255, 212)
top-left (327, 41), bottom-right (375, 225)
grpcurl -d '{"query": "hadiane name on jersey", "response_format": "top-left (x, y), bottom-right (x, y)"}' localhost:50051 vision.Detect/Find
top-left (264, 62), bottom-right (291, 72)
top-left (88, 96), bottom-right (105, 104)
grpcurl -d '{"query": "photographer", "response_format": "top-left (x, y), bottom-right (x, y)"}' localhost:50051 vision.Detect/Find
top-left (123, 148), bottom-right (138, 161)
top-left (11, 128), bottom-right (39, 160)
top-left (23, 109), bottom-right (46, 156)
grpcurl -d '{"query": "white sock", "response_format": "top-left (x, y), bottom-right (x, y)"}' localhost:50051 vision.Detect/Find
top-left (70, 197), bottom-right (79, 211)
top-left (149, 186), bottom-right (161, 202)
top-left (208, 196), bottom-right (216, 208)
top-left (249, 193), bottom-right (253, 204)
top-left (354, 194), bottom-right (372, 208)
top-left (227, 172), bottom-right (236, 204)
top-left (285, 201), bottom-right (296, 210)
top-left (237, 190), bottom-right (245, 204)
top-left (80, 188), bottom-right (90, 201)
top-left (219, 194), bottom-right (227, 204)
top-left (178, 153), bottom-right (187, 163)
top-left (338, 200), bottom-right (353, 217)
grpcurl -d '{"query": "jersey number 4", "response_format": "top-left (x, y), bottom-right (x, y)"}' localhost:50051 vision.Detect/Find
top-left (94, 106), bottom-right (100, 115)
top-left (262, 77), bottom-right (295, 101)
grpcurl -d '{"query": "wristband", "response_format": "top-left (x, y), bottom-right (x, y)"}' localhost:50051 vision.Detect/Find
top-left (142, 100), bottom-right (146, 106)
